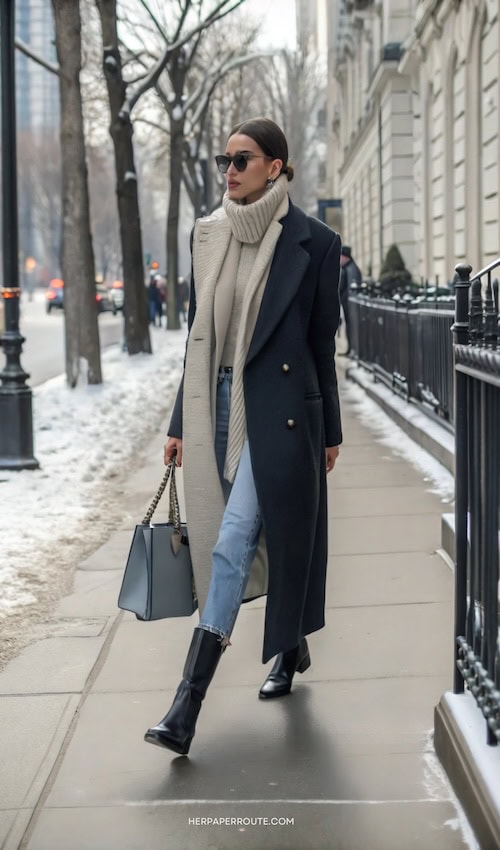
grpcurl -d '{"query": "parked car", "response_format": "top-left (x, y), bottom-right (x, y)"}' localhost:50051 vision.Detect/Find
top-left (0, 297), bottom-right (4, 341)
top-left (45, 278), bottom-right (64, 313)
top-left (109, 279), bottom-right (124, 314)
top-left (46, 279), bottom-right (114, 315)
top-left (95, 283), bottom-right (114, 314)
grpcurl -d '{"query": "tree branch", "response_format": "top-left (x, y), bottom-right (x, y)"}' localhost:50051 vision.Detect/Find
top-left (186, 51), bottom-right (274, 130)
top-left (15, 38), bottom-right (59, 75)
top-left (127, 0), bottom-right (247, 114)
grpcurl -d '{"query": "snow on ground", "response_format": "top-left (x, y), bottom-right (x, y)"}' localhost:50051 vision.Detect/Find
top-left (341, 379), bottom-right (455, 504)
top-left (0, 329), bottom-right (185, 618)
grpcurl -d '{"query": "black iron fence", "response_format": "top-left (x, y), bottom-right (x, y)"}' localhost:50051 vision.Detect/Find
top-left (452, 261), bottom-right (500, 746)
top-left (348, 266), bottom-right (500, 745)
top-left (349, 288), bottom-right (455, 426)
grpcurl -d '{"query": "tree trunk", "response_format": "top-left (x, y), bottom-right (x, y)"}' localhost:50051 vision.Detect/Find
top-left (166, 120), bottom-right (184, 331)
top-left (52, 0), bottom-right (102, 385)
top-left (95, 0), bottom-right (151, 355)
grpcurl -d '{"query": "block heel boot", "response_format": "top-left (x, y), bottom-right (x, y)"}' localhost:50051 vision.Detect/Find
top-left (258, 637), bottom-right (310, 699)
top-left (144, 628), bottom-right (224, 755)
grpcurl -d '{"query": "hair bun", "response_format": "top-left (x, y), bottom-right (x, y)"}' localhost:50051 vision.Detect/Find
top-left (283, 162), bottom-right (294, 182)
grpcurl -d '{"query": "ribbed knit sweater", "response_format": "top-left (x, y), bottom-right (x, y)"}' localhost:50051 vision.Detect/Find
top-left (220, 177), bottom-right (289, 480)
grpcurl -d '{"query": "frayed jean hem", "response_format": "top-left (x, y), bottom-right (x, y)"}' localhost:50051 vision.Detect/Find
top-left (197, 623), bottom-right (231, 648)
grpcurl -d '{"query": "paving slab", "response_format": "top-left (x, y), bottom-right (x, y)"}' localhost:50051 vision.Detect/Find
top-left (0, 810), bottom-right (33, 850)
top-left (54, 570), bottom-right (123, 618)
top-left (25, 800), bottom-right (472, 850)
top-left (43, 685), bottom-right (450, 808)
top-left (325, 552), bottom-right (453, 606)
top-left (0, 813), bottom-right (16, 842)
top-left (322, 601), bottom-right (454, 680)
top-left (0, 694), bottom-right (79, 809)
top-left (332, 462), bottom-right (428, 488)
top-left (79, 530), bottom-right (133, 571)
top-left (0, 634), bottom-right (110, 695)
top-left (91, 598), bottom-right (453, 694)
top-left (92, 614), bottom-right (200, 693)
top-left (329, 484), bottom-right (449, 517)
top-left (334, 444), bottom-right (401, 465)
top-left (329, 513), bottom-right (441, 554)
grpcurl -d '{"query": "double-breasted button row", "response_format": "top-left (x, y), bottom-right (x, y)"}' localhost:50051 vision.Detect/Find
top-left (282, 365), bottom-right (294, 428)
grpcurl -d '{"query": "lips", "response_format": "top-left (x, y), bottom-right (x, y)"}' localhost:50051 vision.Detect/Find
top-left (228, 181), bottom-right (240, 189)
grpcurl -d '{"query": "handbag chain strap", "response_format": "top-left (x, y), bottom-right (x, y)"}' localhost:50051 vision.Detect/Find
top-left (141, 459), bottom-right (181, 530)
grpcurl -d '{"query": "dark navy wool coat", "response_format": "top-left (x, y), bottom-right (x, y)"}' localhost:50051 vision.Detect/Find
top-left (169, 200), bottom-right (342, 662)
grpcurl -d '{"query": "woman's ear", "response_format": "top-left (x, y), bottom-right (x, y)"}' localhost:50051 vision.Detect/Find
top-left (271, 158), bottom-right (283, 179)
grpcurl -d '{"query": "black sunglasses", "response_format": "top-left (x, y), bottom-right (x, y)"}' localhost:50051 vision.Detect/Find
top-left (215, 153), bottom-right (272, 173)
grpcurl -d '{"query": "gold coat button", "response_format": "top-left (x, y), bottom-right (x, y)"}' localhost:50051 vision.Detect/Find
top-left (282, 363), bottom-right (290, 373)
top-left (287, 419), bottom-right (296, 429)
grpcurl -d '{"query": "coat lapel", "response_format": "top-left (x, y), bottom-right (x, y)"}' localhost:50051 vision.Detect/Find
top-left (247, 202), bottom-right (311, 364)
top-left (192, 210), bottom-right (232, 302)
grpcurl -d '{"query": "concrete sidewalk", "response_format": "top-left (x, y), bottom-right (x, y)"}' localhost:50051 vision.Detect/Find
top-left (0, 375), bottom-right (476, 850)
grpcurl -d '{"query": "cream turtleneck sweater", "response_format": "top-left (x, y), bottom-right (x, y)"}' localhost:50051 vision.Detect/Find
top-left (218, 175), bottom-right (289, 481)
top-left (221, 177), bottom-right (288, 366)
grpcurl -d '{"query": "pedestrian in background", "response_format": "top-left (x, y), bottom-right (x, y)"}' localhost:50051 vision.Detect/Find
top-left (145, 116), bottom-right (342, 756)
top-left (177, 275), bottom-right (189, 323)
top-left (147, 274), bottom-right (163, 327)
top-left (339, 245), bottom-right (362, 356)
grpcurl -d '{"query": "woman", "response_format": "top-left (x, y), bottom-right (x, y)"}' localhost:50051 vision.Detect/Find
top-left (145, 117), bottom-right (342, 756)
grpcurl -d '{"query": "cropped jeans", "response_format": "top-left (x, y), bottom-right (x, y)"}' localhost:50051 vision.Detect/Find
top-left (198, 369), bottom-right (263, 642)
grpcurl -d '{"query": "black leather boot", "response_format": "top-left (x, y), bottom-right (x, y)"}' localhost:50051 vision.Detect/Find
top-left (258, 637), bottom-right (311, 699)
top-left (144, 628), bottom-right (224, 755)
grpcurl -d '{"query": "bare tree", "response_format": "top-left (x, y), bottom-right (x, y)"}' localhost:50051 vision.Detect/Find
top-left (52, 0), bottom-right (102, 386)
top-left (255, 47), bottom-right (327, 214)
top-left (18, 128), bottom-right (62, 286)
top-left (87, 145), bottom-right (122, 281)
top-left (95, 0), bottom-right (151, 354)
top-left (180, 48), bottom-right (270, 217)
top-left (97, 0), bottom-right (247, 330)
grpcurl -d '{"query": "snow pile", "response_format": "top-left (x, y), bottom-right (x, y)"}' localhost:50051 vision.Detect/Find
top-left (0, 330), bottom-right (185, 615)
top-left (342, 380), bottom-right (455, 504)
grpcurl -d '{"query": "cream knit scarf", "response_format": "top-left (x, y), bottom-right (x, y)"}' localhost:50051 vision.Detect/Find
top-left (221, 175), bottom-right (289, 481)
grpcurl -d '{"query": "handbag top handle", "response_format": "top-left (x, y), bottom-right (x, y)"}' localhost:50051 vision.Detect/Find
top-left (141, 459), bottom-right (181, 530)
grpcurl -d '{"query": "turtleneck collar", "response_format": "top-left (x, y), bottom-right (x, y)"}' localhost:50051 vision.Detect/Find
top-left (222, 174), bottom-right (288, 244)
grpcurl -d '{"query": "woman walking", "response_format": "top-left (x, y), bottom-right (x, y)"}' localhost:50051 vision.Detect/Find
top-left (145, 117), bottom-right (342, 755)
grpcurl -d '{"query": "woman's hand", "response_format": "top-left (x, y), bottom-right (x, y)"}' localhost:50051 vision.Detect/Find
top-left (164, 437), bottom-right (183, 467)
top-left (325, 445), bottom-right (340, 473)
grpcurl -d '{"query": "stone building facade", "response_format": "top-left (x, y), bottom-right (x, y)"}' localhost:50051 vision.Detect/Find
top-left (326, 0), bottom-right (499, 283)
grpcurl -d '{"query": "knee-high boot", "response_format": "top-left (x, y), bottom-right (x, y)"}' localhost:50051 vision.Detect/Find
top-left (144, 628), bottom-right (224, 755)
top-left (258, 637), bottom-right (310, 699)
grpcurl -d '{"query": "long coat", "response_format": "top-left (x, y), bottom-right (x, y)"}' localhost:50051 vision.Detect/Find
top-left (169, 200), bottom-right (342, 663)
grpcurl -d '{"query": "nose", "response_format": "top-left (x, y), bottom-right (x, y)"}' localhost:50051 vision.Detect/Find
top-left (226, 161), bottom-right (238, 177)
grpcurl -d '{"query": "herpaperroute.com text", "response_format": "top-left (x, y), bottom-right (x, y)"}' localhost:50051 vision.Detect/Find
top-left (188, 816), bottom-right (294, 826)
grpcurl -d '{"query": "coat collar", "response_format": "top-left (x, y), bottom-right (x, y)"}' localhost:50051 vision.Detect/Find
top-left (247, 201), bottom-right (311, 364)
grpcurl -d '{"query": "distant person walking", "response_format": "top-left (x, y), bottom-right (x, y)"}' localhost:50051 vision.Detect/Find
top-left (147, 275), bottom-right (163, 327)
top-left (144, 116), bottom-right (342, 757)
top-left (177, 276), bottom-right (189, 323)
top-left (339, 245), bottom-right (362, 356)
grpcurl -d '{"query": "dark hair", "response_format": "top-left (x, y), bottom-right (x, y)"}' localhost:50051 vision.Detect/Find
top-left (228, 117), bottom-right (294, 182)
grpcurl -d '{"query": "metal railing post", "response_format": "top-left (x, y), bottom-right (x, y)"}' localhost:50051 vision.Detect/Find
top-left (452, 263), bottom-right (471, 693)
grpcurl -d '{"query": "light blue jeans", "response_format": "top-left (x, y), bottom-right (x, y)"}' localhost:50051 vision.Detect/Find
top-left (198, 370), bottom-right (262, 641)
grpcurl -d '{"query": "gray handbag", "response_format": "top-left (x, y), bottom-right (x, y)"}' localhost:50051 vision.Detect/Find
top-left (118, 459), bottom-right (197, 620)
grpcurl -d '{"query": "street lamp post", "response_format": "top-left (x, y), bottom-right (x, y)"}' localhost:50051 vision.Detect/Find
top-left (0, 0), bottom-right (38, 469)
